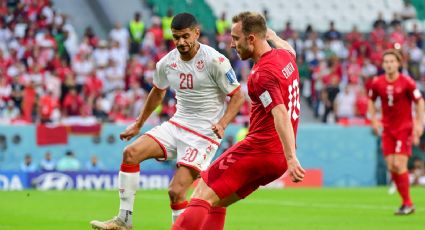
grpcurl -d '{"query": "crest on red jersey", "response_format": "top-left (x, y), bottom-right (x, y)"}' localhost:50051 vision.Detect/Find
top-left (196, 59), bottom-right (205, 71)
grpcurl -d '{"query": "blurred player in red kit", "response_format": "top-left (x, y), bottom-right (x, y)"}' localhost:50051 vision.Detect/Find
top-left (172, 11), bottom-right (305, 230)
top-left (368, 49), bottom-right (424, 215)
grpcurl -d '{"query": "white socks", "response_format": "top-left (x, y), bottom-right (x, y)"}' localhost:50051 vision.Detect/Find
top-left (172, 208), bottom-right (186, 223)
top-left (118, 171), bottom-right (139, 225)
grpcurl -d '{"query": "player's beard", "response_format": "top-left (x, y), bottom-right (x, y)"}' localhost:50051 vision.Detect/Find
top-left (236, 45), bottom-right (253, 60)
top-left (177, 42), bottom-right (196, 55)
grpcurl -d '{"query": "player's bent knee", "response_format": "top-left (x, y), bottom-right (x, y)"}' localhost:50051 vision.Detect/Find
top-left (122, 145), bottom-right (140, 164)
top-left (392, 163), bottom-right (406, 174)
top-left (168, 184), bottom-right (187, 202)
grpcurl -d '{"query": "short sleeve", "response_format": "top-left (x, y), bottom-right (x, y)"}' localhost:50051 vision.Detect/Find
top-left (209, 55), bottom-right (240, 96)
top-left (406, 77), bottom-right (422, 102)
top-left (256, 71), bottom-right (285, 113)
top-left (368, 78), bottom-right (379, 101)
top-left (153, 60), bottom-right (169, 89)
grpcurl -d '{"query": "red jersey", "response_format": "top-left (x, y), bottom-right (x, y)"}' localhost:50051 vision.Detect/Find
top-left (369, 74), bottom-right (422, 133)
top-left (246, 49), bottom-right (300, 153)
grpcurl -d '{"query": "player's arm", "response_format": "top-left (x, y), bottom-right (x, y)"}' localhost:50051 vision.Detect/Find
top-left (213, 89), bottom-right (245, 139)
top-left (266, 28), bottom-right (296, 57)
top-left (413, 98), bottom-right (424, 145)
top-left (120, 87), bottom-right (166, 141)
top-left (210, 55), bottom-right (244, 139)
top-left (271, 104), bottom-right (305, 182)
top-left (135, 87), bottom-right (167, 128)
top-left (368, 98), bottom-right (381, 136)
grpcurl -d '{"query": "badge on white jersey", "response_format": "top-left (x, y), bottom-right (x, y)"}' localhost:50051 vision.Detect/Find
top-left (196, 59), bottom-right (205, 72)
top-left (259, 90), bottom-right (272, 107)
top-left (225, 69), bottom-right (237, 84)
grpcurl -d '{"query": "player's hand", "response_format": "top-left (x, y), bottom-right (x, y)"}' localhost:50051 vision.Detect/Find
top-left (287, 158), bottom-right (305, 183)
top-left (120, 122), bottom-right (142, 141)
top-left (413, 123), bottom-right (424, 146)
top-left (212, 123), bottom-right (225, 139)
top-left (371, 119), bottom-right (382, 136)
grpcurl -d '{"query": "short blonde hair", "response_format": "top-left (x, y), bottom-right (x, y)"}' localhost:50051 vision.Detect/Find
top-left (383, 49), bottom-right (403, 64)
top-left (232, 12), bottom-right (267, 38)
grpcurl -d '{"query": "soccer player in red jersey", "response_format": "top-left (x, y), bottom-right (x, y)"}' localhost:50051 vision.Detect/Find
top-left (172, 12), bottom-right (305, 230)
top-left (368, 49), bottom-right (424, 215)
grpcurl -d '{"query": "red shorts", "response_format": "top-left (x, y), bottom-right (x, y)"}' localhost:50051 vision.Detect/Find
top-left (381, 129), bottom-right (412, 156)
top-left (201, 138), bottom-right (287, 199)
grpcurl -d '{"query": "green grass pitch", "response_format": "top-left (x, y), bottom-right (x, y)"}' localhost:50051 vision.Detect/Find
top-left (1, 187), bottom-right (424, 230)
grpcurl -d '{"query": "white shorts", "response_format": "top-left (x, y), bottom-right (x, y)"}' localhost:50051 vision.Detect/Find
top-left (145, 121), bottom-right (220, 172)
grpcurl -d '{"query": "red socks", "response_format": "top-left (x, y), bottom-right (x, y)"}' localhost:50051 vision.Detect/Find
top-left (202, 207), bottom-right (226, 230)
top-left (172, 199), bottom-right (211, 230)
top-left (391, 172), bottom-right (413, 206)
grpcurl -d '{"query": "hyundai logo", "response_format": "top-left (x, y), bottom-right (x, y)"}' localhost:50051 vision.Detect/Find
top-left (32, 173), bottom-right (74, 190)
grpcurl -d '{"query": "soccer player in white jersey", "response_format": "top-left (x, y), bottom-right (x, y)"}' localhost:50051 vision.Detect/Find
top-left (90, 13), bottom-right (244, 230)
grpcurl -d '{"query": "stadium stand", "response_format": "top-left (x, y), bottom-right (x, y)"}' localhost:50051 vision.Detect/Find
top-left (1, 0), bottom-right (425, 179)
top-left (205, 0), bottom-right (411, 32)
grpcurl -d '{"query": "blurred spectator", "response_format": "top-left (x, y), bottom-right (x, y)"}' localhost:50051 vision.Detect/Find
top-left (334, 86), bottom-right (356, 120)
top-left (22, 81), bottom-right (36, 122)
top-left (0, 74), bottom-right (11, 100)
top-left (304, 31), bottom-right (324, 50)
top-left (38, 90), bottom-right (58, 123)
top-left (92, 95), bottom-right (109, 122)
top-left (408, 23), bottom-right (423, 49)
top-left (128, 12), bottom-right (145, 54)
top-left (83, 26), bottom-right (98, 48)
top-left (83, 70), bottom-right (103, 98)
top-left (146, 16), bottom-right (163, 48)
top-left (20, 154), bottom-right (37, 172)
top-left (373, 12), bottom-right (387, 30)
top-left (355, 88), bottom-right (369, 118)
top-left (287, 31), bottom-right (303, 56)
top-left (400, 0), bottom-right (417, 20)
top-left (281, 21), bottom-right (294, 40)
top-left (57, 150), bottom-right (80, 171)
top-left (40, 151), bottom-right (56, 171)
top-left (86, 155), bottom-right (105, 172)
top-left (62, 87), bottom-right (83, 117)
top-left (72, 49), bottom-right (95, 92)
top-left (389, 24), bottom-right (406, 48)
top-left (321, 76), bottom-right (340, 123)
top-left (110, 22), bottom-right (129, 53)
top-left (1, 100), bottom-right (20, 121)
top-left (323, 21), bottom-right (342, 41)
top-left (161, 9), bottom-right (173, 49)
top-left (346, 25), bottom-right (362, 45)
top-left (406, 36), bottom-right (423, 80)
top-left (93, 40), bottom-right (110, 68)
top-left (390, 12), bottom-right (402, 27)
top-left (262, 9), bottom-right (274, 30)
top-left (215, 12), bottom-right (230, 36)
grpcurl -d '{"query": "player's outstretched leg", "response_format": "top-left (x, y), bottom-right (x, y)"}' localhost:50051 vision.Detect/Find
top-left (90, 135), bottom-right (165, 229)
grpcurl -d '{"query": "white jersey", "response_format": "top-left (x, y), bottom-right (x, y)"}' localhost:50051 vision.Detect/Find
top-left (154, 44), bottom-right (240, 140)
